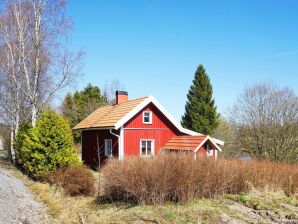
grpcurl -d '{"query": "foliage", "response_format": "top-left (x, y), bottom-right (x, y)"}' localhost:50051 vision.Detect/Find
top-left (61, 83), bottom-right (108, 142)
top-left (101, 154), bottom-right (298, 205)
top-left (0, 0), bottom-right (83, 165)
top-left (14, 123), bottom-right (32, 163)
top-left (54, 165), bottom-right (96, 196)
top-left (73, 84), bottom-right (108, 121)
top-left (181, 64), bottom-right (220, 134)
top-left (15, 109), bottom-right (81, 179)
top-left (61, 93), bottom-right (76, 127)
top-left (212, 117), bottom-right (241, 158)
top-left (229, 83), bottom-right (298, 163)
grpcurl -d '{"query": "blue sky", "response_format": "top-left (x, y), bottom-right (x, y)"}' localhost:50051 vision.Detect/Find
top-left (66, 0), bottom-right (298, 120)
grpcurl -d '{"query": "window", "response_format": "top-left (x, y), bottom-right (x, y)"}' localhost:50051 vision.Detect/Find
top-left (104, 139), bottom-right (112, 157)
top-left (140, 140), bottom-right (154, 156)
top-left (143, 111), bottom-right (152, 124)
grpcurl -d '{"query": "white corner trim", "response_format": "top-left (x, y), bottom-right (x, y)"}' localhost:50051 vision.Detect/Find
top-left (194, 135), bottom-right (222, 153)
top-left (119, 127), bottom-right (124, 160)
top-left (109, 129), bottom-right (124, 160)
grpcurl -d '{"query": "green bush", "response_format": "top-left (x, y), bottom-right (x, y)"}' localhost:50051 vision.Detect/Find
top-left (15, 109), bottom-right (81, 179)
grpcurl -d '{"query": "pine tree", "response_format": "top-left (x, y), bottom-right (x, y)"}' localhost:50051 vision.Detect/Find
top-left (73, 84), bottom-right (107, 122)
top-left (61, 93), bottom-right (76, 128)
top-left (181, 65), bottom-right (220, 135)
top-left (61, 84), bottom-right (108, 143)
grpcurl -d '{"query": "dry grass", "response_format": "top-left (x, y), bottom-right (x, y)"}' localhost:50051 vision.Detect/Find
top-left (23, 178), bottom-right (298, 224)
top-left (101, 154), bottom-right (298, 204)
top-left (6, 158), bottom-right (298, 224)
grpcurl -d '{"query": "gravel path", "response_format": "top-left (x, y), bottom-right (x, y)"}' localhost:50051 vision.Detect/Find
top-left (0, 161), bottom-right (48, 224)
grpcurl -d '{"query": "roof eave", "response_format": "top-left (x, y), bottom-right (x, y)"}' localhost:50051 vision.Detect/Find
top-left (193, 136), bottom-right (222, 153)
top-left (72, 126), bottom-right (115, 131)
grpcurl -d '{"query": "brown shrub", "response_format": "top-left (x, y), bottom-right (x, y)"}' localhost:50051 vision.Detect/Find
top-left (101, 155), bottom-right (298, 205)
top-left (55, 165), bottom-right (96, 196)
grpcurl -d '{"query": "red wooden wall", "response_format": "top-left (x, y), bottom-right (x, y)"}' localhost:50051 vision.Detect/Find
top-left (81, 129), bottom-right (119, 168)
top-left (123, 103), bottom-right (183, 157)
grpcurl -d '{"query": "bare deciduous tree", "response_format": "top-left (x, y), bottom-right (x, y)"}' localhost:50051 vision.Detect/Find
top-left (229, 83), bottom-right (298, 163)
top-left (0, 0), bottom-right (83, 163)
top-left (213, 117), bottom-right (240, 158)
top-left (103, 79), bottom-right (125, 103)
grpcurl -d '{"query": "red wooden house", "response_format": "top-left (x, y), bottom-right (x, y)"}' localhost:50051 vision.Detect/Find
top-left (74, 91), bottom-right (224, 168)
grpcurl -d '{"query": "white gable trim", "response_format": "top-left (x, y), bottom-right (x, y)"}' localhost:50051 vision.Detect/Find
top-left (114, 96), bottom-right (224, 146)
top-left (115, 96), bottom-right (154, 129)
top-left (194, 135), bottom-right (222, 153)
top-left (115, 96), bottom-right (191, 135)
top-left (182, 129), bottom-right (224, 146)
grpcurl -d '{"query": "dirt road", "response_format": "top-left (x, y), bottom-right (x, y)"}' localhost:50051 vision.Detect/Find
top-left (0, 160), bottom-right (49, 224)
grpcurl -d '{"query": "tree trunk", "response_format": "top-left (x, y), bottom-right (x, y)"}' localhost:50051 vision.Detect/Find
top-left (10, 127), bottom-right (15, 164)
top-left (31, 105), bottom-right (37, 127)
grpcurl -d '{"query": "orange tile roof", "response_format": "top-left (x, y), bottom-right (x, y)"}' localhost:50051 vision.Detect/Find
top-left (163, 135), bottom-right (207, 151)
top-left (73, 97), bottom-right (148, 130)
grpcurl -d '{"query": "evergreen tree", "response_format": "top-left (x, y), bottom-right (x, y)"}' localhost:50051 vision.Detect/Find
top-left (181, 65), bottom-right (219, 134)
top-left (61, 93), bottom-right (77, 128)
top-left (61, 84), bottom-right (108, 143)
top-left (73, 83), bottom-right (107, 122)
top-left (14, 109), bottom-right (81, 179)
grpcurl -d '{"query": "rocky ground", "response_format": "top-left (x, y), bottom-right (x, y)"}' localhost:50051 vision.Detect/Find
top-left (0, 158), bottom-right (52, 224)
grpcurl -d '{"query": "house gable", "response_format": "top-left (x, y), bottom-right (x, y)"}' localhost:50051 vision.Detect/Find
top-left (123, 103), bottom-right (183, 156)
top-left (114, 96), bottom-right (198, 136)
top-left (124, 103), bottom-right (182, 133)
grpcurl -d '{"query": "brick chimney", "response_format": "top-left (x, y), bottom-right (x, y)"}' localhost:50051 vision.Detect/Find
top-left (115, 91), bottom-right (128, 104)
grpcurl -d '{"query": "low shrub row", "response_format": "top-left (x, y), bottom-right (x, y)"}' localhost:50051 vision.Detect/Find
top-left (101, 154), bottom-right (298, 205)
top-left (53, 165), bottom-right (96, 196)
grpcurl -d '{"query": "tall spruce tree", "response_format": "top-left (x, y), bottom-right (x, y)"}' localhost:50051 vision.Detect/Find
top-left (181, 65), bottom-right (219, 134)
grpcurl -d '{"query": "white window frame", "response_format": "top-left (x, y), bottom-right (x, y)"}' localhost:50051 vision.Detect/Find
top-left (104, 139), bottom-right (113, 157)
top-left (142, 111), bottom-right (152, 124)
top-left (140, 139), bottom-right (155, 156)
top-left (206, 144), bottom-right (213, 156)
